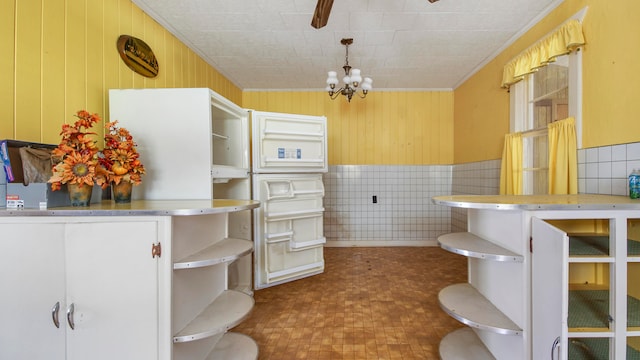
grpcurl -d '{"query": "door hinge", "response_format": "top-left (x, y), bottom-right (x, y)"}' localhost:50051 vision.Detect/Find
top-left (152, 243), bottom-right (162, 258)
top-left (530, 237), bottom-right (533, 253)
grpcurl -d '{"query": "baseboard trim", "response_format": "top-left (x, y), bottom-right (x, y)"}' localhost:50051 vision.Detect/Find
top-left (325, 240), bottom-right (438, 247)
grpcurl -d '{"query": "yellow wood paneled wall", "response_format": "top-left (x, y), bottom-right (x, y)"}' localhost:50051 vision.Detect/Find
top-left (243, 91), bottom-right (454, 165)
top-left (1, 0), bottom-right (241, 144)
top-left (454, 0), bottom-right (640, 163)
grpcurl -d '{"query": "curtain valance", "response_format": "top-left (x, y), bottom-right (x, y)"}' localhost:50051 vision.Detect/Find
top-left (501, 19), bottom-right (585, 88)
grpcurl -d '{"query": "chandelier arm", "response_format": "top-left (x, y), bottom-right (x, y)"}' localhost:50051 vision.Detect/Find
top-left (354, 91), bottom-right (367, 99)
top-left (329, 87), bottom-right (345, 100)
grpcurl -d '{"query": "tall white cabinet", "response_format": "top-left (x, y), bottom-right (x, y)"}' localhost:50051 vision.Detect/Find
top-left (0, 200), bottom-right (260, 360)
top-left (433, 194), bottom-right (640, 360)
top-left (109, 88), bottom-right (329, 290)
top-left (109, 88), bottom-right (253, 291)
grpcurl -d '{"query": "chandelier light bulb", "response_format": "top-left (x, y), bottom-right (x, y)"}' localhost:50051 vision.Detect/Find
top-left (361, 77), bottom-right (373, 91)
top-left (326, 71), bottom-right (339, 86)
top-left (350, 69), bottom-right (362, 86)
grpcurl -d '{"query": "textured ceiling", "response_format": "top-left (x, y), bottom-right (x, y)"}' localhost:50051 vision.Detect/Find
top-left (133, 0), bottom-right (562, 91)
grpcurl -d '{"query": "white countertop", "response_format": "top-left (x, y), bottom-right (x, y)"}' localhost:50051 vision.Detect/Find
top-left (0, 199), bottom-right (260, 216)
top-left (432, 194), bottom-right (640, 210)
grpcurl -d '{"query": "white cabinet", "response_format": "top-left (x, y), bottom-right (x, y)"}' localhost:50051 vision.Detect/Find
top-left (109, 87), bottom-right (253, 293)
top-left (0, 218), bottom-right (160, 360)
top-left (532, 215), bottom-right (640, 359)
top-left (0, 199), bottom-right (260, 360)
top-left (108, 88), bottom-right (251, 201)
top-left (433, 194), bottom-right (640, 360)
top-left (110, 88), bottom-right (328, 291)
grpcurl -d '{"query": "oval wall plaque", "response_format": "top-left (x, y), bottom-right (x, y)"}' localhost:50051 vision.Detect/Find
top-left (116, 35), bottom-right (159, 78)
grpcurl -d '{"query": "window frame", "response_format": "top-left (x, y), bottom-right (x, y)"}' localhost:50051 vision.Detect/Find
top-left (509, 48), bottom-right (583, 194)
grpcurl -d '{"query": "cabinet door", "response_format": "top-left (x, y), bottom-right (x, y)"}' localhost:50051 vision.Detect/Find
top-left (65, 220), bottom-right (159, 360)
top-left (0, 222), bottom-right (66, 360)
top-left (251, 111), bottom-right (327, 173)
top-left (253, 174), bottom-right (325, 289)
top-left (532, 217), bottom-right (569, 360)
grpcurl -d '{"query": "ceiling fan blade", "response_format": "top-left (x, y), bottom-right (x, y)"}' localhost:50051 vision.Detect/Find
top-left (311, 0), bottom-right (334, 29)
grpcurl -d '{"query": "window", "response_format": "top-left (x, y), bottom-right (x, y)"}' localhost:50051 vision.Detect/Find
top-left (510, 51), bottom-right (582, 194)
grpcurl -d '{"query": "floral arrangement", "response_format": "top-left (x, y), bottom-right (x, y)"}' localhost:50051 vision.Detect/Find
top-left (49, 110), bottom-right (109, 191)
top-left (100, 120), bottom-right (145, 185)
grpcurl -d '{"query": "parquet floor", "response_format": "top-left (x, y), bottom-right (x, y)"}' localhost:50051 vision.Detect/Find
top-left (233, 247), bottom-right (467, 359)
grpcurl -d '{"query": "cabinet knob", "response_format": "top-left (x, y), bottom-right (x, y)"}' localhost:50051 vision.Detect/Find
top-left (51, 302), bottom-right (60, 328)
top-left (66, 303), bottom-right (75, 330)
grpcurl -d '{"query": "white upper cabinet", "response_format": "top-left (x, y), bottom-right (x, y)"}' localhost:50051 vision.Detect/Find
top-left (109, 88), bottom-right (250, 200)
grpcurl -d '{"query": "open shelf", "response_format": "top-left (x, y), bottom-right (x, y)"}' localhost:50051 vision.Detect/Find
top-left (568, 234), bottom-right (640, 258)
top-left (173, 290), bottom-right (254, 343)
top-left (205, 332), bottom-right (258, 360)
top-left (568, 337), bottom-right (640, 359)
top-left (174, 238), bottom-right (253, 270)
top-left (438, 232), bottom-right (523, 262)
top-left (438, 283), bottom-right (522, 335)
top-left (439, 328), bottom-right (495, 360)
top-left (568, 289), bottom-right (640, 331)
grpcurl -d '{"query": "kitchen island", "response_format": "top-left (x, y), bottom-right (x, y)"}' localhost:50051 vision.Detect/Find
top-left (433, 194), bottom-right (640, 360)
top-left (0, 199), bottom-right (260, 360)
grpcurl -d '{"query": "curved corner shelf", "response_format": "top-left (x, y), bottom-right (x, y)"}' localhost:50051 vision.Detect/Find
top-left (174, 238), bottom-right (253, 270)
top-left (440, 328), bottom-right (495, 360)
top-left (438, 232), bottom-right (523, 262)
top-left (438, 283), bottom-right (522, 335)
top-left (206, 332), bottom-right (258, 360)
top-left (173, 290), bottom-right (255, 343)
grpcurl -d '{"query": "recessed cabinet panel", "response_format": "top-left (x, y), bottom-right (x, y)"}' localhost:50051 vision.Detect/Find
top-left (0, 222), bottom-right (66, 360)
top-left (65, 220), bottom-right (159, 360)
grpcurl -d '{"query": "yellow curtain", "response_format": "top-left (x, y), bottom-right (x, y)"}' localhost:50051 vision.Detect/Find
top-left (502, 19), bottom-right (585, 88)
top-left (499, 132), bottom-right (523, 195)
top-left (548, 117), bottom-right (578, 194)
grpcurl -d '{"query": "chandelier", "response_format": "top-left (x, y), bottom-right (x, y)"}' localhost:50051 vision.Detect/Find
top-left (325, 38), bottom-right (373, 102)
